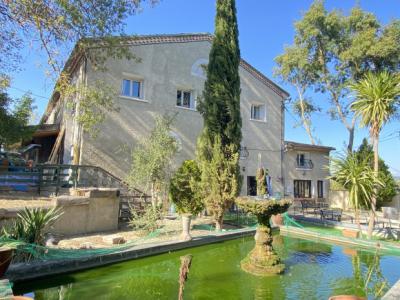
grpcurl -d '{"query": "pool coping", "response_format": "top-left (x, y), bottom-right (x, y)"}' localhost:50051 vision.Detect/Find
top-left (280, 225), bottom-right (400, 253)
top-left (5, 227), bottom-right (257, 283)
top-left (383, 278), bottom-right (400, 300)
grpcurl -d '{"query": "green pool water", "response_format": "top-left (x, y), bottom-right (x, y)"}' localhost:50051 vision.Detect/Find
top-left (14, 234), bottom-right (400, 300)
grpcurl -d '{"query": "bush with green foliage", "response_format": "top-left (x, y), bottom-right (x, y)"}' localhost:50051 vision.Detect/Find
top-left (129, 205), bottom-right (163, 234)
top-left (2, 207), bottom-right (63, 245)
top-left (169, 160), bottom-right (203, 215)
top-left (0, 91), bottom-right (35, 148)
top-left (127, 114), bottom-right (178, 207)
top-left (355, 138), bottom-right (397, 209)
top-left (198, 138), bottom-right (240, 231)
top-left (196, 0), bottom-right (242, 231)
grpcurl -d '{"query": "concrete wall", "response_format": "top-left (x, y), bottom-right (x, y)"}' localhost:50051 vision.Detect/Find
top-left (0, 189), bottom-right (120, 237)
top-left (329, 190), bottom-right (349, 210)
top-left (51, 189), bottom-right (120, 236)
top-left (386, 194), bottom-right (400, 210)
top-left (283, 149), bottom-right (331, 199)
top-left (328, 191), bottom-right (400, 211)
top-left (72, 40), bottom-right (285, 195)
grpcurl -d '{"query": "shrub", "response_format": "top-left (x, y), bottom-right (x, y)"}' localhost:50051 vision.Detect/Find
top-left (129, 205), bottom-right (163, 234)
top-left (169, 160), bottom-right (203, 215)
top-left (2, 207), bottom-right (63, 246)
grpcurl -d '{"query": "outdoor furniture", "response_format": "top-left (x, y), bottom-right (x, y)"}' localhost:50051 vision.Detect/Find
top-left (300, 199), bottom-right (328, 215)
top-left (320, 209), bottom-right (342, 222)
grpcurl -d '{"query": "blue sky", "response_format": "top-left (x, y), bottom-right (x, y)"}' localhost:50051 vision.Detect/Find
top-left (6, 0), bottom-right (400, 175)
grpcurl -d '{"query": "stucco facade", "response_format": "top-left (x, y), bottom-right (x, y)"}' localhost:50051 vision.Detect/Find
top-left (283, 141), bottom-right (335, 200)
top-left (40, 33), bottom-right (333, 198)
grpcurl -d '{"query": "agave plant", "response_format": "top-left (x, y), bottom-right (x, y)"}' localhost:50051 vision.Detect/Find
top-left (3, 207), bottom-right (63, 246)
top-left (330, 152), bottom-right (383, 234)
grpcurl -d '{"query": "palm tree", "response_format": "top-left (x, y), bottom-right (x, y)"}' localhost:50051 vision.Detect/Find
top-left (349, 71), bottom-right (400, 239)
top-left (330, 153), bottom-right (380, 235)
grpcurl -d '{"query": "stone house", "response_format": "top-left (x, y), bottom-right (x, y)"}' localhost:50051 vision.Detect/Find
top-left (283, 141), bottom-right (335, 201)
top-left (37, 33), bottom-right (333, 199)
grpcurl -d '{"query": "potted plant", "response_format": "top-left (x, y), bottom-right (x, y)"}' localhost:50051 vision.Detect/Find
top-left (169, 160), bottom-right (203, 241)
top-left (0, 239), bottom-right (22, 277)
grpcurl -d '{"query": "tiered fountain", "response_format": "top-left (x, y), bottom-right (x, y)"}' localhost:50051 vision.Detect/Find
top-left (236, 196), bottom-right (292, 276)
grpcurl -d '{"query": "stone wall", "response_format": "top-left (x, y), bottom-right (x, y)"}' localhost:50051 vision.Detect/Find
top-left (51, 188), bottom-right (120, 236)
top-left (0, 188), bottom-right (120, 237)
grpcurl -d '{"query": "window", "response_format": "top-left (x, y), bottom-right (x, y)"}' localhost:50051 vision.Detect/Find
top-left (121, 79), bottom-right (143, 99)
top-left (294, 180), bottom-right (312, 198)
top-left (296, 153), bottom-right (305, 166)
top-left (247, 176), bottom-right (257, 196)
top-left (177, 90), bottom-right (195, 109)
top-left (296, 153), bottom-right (313, 169)
top-left (251, 104), bottom-right (266, 121)
top-left (317, 180), bottom-right (324, 198)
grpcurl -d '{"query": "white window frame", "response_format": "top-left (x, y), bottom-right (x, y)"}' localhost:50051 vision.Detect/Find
top-left (250, 103), bottom-right (266, 122)
top-left (120, 77), bottom-right (146, 102)
top-left (176, 89), bottom-right (196, 110)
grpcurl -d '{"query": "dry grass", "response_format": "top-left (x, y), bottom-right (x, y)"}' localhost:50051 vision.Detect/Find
top-left (0, 198), bottom-right (53, 209)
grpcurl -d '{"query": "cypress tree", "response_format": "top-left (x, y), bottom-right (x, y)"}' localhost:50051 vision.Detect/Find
top-left (196, 0), bottom-right (242, 231)
top-left (198, 0), bottom-right (242, 150)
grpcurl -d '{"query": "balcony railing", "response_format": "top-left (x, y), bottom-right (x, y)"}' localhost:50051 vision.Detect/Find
top-left (296, 159), bottom-right (313, 169)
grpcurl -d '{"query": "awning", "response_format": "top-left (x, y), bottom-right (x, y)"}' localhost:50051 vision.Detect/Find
top-left (33, 123), bottom-right (60, 138)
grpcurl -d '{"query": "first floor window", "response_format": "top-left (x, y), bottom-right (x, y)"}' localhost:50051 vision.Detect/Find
top-left (294, 180), bottom-right (311, 198)
top-left (251, 104), bottom-right (266, 121)
top-left (121, 79), bottom-right (143, 99)
top-left (177, 90), bottom-right (194, 109)
top-left (317, 180), bottom-right (324, 198)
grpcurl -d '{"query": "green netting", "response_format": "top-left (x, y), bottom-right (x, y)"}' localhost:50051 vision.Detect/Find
top-left (0, 229), bottom-right (165, 262)
top-left (1, 221), bottom-right (257, 262)
top-left (282, 213), bottom-right (400, 256)
top-left (3, 213), bottom-right (400, 263)
top-left (0, 279), bottom-right (13, 299)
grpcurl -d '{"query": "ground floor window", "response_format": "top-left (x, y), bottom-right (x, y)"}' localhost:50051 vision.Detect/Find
top-left (317, 180), bottom-right (324, 198)
top-left (247, 176), bottom-right (257, 196)
top-left (294, 180), bottom-right (311, 198)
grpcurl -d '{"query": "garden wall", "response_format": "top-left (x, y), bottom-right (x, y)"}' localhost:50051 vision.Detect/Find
top-left (328, 190), bottom-right (349, 210)
top-left (51, 188), bottom-right (120, 236)
top-left (329, 190), bottom-right (400, 211)
top-left (0, 188), bottom-right (120, 236)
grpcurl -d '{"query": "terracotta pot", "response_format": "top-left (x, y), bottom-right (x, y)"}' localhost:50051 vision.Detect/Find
top-left (271, 214), bottom-right (284, 226)
top-left (13, 297), bottom-right (34, 300)
top-left (342, 229), bottom-right (360, 239)
top-left (0, 247), bottom-right (13, 277)
top-left (181, 214), bottom-right (192, 241)
top-left (329, 295), bottom-right (365, 300)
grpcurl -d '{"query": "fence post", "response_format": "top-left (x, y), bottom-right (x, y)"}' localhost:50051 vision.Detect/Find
top-left (38, 165), bottom-right (43, 195)
top-left (56, 165), bottom-right (61, 196)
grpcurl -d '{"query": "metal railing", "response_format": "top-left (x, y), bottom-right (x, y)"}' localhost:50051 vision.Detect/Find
top-left (296, 159), bottom-right (313, 169)
top-left (0, 164), bottom-right (144, 196)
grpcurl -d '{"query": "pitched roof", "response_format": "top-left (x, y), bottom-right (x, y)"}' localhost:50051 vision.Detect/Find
top-left (43, 33), bottom-right (289, 122)
top-left (76, 33), bottom-right (289, 98)
top-left (284, 141), bottom-right (336, 153)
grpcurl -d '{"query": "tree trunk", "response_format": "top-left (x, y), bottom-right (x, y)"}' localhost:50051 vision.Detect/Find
top-left (355, 209), bottom-right (362, 237)
top-left (367, 132), bottom-right (379, 239)
top-left (151, 181), bottom-right (157, 208)
top-left (295, 85), bottom-right (316, 145)
top-left (215, 214), bottom-right (224, 231)
top-left (347, 125), bottom-right (355, 153)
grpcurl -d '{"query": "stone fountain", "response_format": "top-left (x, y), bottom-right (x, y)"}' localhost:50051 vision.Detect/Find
top-left (236, 196), bottom-right (292, 276)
